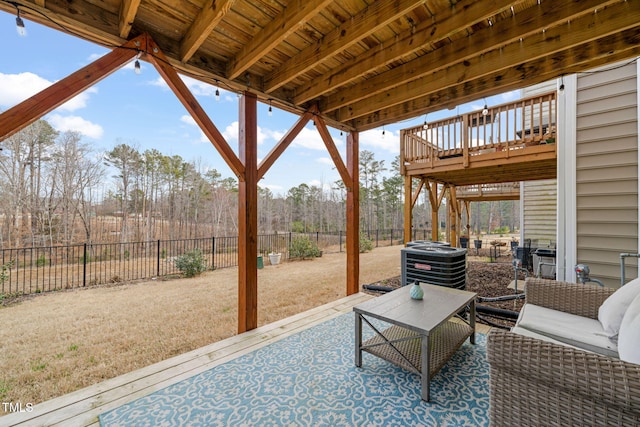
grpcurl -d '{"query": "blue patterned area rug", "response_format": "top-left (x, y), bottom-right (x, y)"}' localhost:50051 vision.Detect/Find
top-left (100, 313), bottom-right (489, 426)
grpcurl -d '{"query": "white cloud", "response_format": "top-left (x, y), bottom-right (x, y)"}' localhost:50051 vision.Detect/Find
top-left (220, 121), bottom-right (281, 146)
top-left (0, 72), bottom-right (50, 107)
top-left (291, 126), bottom-right (331, 150)
top-left (150, 75), bottom-right (234, 101)
top-left (48, 114), bottom-right (104, 138)
top-left (180, 115), bottom-right (197, 126)
top-left (360, 128), bottom-right (399, 153)
top-left (316, 157), bottom-right (334, 166)
top-left (0, 72), bottom-right (97, 112)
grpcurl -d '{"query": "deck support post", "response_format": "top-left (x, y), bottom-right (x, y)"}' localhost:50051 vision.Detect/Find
top-left (238, 91), bottom-right (258, 333)
top-left (346, 132), bottom-right (360, 295)
top-left (404, 175), bottom-right (413, 245)
top-left (428, 182), bottom-right (441, 242)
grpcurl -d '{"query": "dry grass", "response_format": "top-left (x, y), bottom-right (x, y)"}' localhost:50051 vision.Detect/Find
top-left (0, 245), bottom-right (402, 408)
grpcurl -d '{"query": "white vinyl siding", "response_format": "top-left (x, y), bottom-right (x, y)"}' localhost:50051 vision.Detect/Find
top-left (522, 81), bottom-right (558, 248)
top-left (575, 61), bottom-right (638, 287)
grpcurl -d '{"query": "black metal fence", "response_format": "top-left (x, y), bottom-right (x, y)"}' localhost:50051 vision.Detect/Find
top-left (0, 229), bottom-right (429, 296)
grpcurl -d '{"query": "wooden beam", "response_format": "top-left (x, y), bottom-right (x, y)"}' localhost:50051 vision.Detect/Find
top-left (0, 0), bottom-right (125, 48)
top-left (237, 92), bottom-right (259, 333)
top-left (347, 31), bottom-right (640, 131)
top-left (0, 35), bottom-right (143, 141)
top-left (334, 0), bottom-right (639, 121)
top-left (227, 0), bottom-right (333, 80)
top-left (146, 37), bottom-right (245, 179)
top-left (404, 176), bottom-right (413, 247)
top-left (294, 0), bottom-right (518, 104)
top-left (118, 0), bottom-right (141, 39)
top-left (179, 0), bottom-right (235, 63)
top-left (321, 0), bottom-right (616, 113)
top-left (314, 115), bottom-right (352, 188)
top-left (448, 186), bottom-right (459, 247)
top-left (264, 0), bottom-right (428, 92)
top-left (346, 132), bottom-right (359, 296)
top-left (257, 110), bottom-right (313, 180)
top-left (430, 181), bottom-right (439, 242)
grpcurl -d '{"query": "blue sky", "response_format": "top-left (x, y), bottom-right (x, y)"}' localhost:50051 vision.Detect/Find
top-left (0, 11), bottom-right (519, 196)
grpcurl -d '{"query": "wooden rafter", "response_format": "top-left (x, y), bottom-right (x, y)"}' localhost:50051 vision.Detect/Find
top-left (1, 0), bottom-right (637, 133)
top-left (0, 35), bottom-right (143, 141)
top-left (180, 0), bottom-right (235, 63)
top-left (331, 0), bottom-right (638, 121)
top-left (226, 0), bottom-right (333, 80)
top-left (294, 0), bottom-right (518, 105)
top-left (347, 29), bottom-right (640, 129)
top-left (264, 0), bottom-right (428, 92)
top-left (118, 0), bottom-right (141, 39)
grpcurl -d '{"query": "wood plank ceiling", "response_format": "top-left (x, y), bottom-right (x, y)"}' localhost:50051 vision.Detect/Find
top-left (1, 0), bottom-right (639, 132)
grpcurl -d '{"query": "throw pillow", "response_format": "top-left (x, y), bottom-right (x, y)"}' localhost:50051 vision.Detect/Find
top-left (618, 292), bottom-right (640, 364)
top-left (598, 277), bottom-right (640, 338)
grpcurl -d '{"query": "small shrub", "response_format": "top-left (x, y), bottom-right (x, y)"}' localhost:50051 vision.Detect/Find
top-left (289, 236), bottom-right (321, 259)
top-left (36, 254), bottom-right (47, 267)
top-left (359, 234), bottom-right (374, 253)
top-left (174, 249), bottom-right (207, 277)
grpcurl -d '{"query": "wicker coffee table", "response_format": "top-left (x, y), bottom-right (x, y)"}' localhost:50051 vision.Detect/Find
top-left (354, 284), bottom-right (476, 401)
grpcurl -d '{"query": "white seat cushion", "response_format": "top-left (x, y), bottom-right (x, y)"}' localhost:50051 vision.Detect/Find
top-left (618, 293), bottom-right (640, 364)
top-left (598, 277), bottom-right (640, 338)
top-left (516, 303), bottom-right (618, 358)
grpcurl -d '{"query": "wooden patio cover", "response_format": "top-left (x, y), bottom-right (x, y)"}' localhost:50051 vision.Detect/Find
top-left (0, 0), bottom-right (639, 332)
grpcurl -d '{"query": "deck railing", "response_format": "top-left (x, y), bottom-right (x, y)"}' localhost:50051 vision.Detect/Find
top-left (456, 183), bottom-right (520, 199)
top-left (401, 92), bottom-right (557, 171)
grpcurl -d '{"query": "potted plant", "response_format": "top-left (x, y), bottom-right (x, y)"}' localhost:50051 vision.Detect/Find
top-left (474, 234), bottom-right (483, 249)
top-left (269, 252), bottom-right (282, 265)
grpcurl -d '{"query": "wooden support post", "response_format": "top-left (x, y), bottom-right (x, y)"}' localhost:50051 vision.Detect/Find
top-left (237, 92), bottom-right (258, 333)
top-left (449, 186), bottom-right (459, 246)
top-left (464, 200), bottom-right (471, 240)
top-left (430, 182), bottom-right (440, 242)
top-left (403, 175), bottom-right (413, 245)
top-left (346, 132), bottom-right (360, 295)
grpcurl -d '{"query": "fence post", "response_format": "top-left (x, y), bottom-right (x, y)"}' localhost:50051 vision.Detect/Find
top-left (212, 236), bottom-right (216, 270)
top-left (156, 240), bottom-right (161, 277)
top-left (83, 243), bottom-right (87, 287)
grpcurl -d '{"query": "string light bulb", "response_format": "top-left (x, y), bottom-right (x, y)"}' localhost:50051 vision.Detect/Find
top-left (559, 75), bottom-right (565, 92)
top-left (422, 114), bottom-right (429, 130)
top-left (482, 98), bottom-right (489, 116)
top-left (268, 99), bottom-right (273, 117)
top-left (15, 8), bottom-right (26, 36)
top-left (215, 81), bottom-right (220, 101)
top-left (134, 59), bottom-right (141, 75)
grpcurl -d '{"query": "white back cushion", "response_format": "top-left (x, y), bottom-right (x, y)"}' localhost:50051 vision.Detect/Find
top-left (618, 293), bottom-right (640, 364)
top-left (598, 277), bottom-right (640, 338)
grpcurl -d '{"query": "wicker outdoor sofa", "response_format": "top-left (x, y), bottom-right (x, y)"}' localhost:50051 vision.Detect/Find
top-left (487, 278), bottom-right (640, 426)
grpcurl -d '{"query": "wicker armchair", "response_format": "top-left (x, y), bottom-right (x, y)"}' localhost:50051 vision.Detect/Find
top-left (487, 278), bottom-right (640, 426)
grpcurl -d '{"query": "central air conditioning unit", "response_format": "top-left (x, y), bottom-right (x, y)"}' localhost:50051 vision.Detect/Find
top-left (401, 243), bottom-right (467, 290)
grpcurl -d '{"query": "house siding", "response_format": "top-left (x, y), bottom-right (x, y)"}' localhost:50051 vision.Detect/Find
top-left (575, 61), bottom-right (638, 287)
top-left (522, 81), bottom-right (558, 248)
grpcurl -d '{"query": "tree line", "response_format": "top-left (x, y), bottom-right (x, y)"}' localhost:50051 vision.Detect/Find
top-left (0, 118), bottom-right (519, 249)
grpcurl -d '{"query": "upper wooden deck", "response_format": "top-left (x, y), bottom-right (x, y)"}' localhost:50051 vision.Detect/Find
top-left (400, 93), bottom-right (557, 186)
